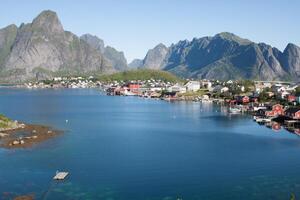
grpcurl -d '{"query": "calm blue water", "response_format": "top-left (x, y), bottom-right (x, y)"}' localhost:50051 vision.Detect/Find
top-left (1, 89), bottom-right (300, 200)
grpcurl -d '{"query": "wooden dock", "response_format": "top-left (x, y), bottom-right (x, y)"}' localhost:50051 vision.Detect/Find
top-left (53, 171), bottom-right (69, 180)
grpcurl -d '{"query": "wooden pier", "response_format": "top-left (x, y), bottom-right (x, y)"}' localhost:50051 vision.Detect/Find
top-left (53, 171), bottom-right (69, 180)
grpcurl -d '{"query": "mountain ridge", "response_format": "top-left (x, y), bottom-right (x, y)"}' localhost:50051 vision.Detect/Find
top-left (136, 32), bottom-right (300, 81)
top-left (0, 10), bottom-right (125, 82)
top-left (0, 10), bottom-right (300, 82)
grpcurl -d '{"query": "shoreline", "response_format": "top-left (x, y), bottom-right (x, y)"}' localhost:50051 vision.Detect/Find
top-left (0, 123), bottom-right (62, 149)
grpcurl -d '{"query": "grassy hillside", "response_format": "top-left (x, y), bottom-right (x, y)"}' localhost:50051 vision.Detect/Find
top-left (0, 114), bottom-right (12, 128)
top-left (97, 69), bottom-right (182, 83)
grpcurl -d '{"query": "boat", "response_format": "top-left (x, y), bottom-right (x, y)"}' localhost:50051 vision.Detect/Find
top-left (123, 90), bottom-right (137, 96)
top-left (256, 118), bottom-right (271, 123)
top-left (229, 107), bottom-right (241, 114)
top-left (201, 99), bottom-right (213, 103)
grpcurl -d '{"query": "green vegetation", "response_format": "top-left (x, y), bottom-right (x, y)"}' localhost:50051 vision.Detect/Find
top-left (239, 80), bottom-right (255, 93)
top-left (295, 86), bottom-right (300, 96)
top-left (32, 67), bottom-right (54, 76)
top-left (177, 89), bottom-right (209, 97)
top-left (0, 114), bottom-right (12, 128)
top-left (97, 69), bottom-right (183, 83)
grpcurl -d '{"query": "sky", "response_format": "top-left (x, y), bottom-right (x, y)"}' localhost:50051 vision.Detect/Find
top-left (0, 0), bottom-right (299, 62)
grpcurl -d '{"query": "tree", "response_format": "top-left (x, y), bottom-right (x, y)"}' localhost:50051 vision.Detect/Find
top-left (259, 90), bottom-right (269, 102)
top-left (295, 86), bottom-right (300, 96)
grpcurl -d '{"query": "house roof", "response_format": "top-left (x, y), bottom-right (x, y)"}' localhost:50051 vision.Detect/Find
top-left (285, 107), bottom-right (300, 114)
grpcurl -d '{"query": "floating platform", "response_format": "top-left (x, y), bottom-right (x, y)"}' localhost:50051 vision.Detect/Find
top-left (53, 171), bottom-right (69, 180)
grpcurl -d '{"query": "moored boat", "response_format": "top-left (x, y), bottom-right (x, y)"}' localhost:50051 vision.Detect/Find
top-left (229, 107), bottom-right (241, 114)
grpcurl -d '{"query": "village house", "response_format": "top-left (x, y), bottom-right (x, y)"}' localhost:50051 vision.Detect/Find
top-left (227, 80), bottom-right (234, 84)
top-left (265, 104), bottom-right (284, 117)
top-left (254, 82), bottom-right (272, 93)
top-left (167, 83), bottom-right (186, 93)
top-left (53, 77), bottom-right (62, 81)
top-left (236, 96), bottom-right (250, 104)
top-left (280, 91), bottom-right (290, 99)
top-left (286, 84), bottom-right (298, 92)
top-left (285, 107), bottom-right (300, 119)
top-left (287, 95), bottom-right (296, 103)
top-left (213, 85), bottom-right (229, 93)
top-left (200, 80), bottom-right (212, 90)
top-left (185, 81), bottom-right (200, 92)
top-left (128, 83), bottom-right (140, 94)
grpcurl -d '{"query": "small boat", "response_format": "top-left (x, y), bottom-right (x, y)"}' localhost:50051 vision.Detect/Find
top-left (229, 107), bottom-right (241, 114)
top-left (123, 90), bottom-right (137, 96)
top-left (256, 118), bottom-right (271, 123)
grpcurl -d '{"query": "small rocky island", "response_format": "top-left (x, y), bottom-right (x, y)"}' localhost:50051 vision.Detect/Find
top-left (0, 114), bottom-right (61, 148)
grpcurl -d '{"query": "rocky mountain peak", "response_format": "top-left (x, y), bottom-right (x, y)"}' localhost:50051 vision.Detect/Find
top-left (155, 43), bottom-right (167, 49)
top-left (80, 34), bottom-right (128, 71)
top-left (142, 43), bottom-right (168, 70)
top-left (0, 10), bottom-right (117, 82)
top-left (128, 59), bottom-right (143, 69)
top-left (31, 10), bottom-right (64, 34)
top-left (80, 34), bottom-right (105, 53)
top-left (214, 32), bottom-right (252, 45)
top-left (284, 43), bottom-right (300, 53)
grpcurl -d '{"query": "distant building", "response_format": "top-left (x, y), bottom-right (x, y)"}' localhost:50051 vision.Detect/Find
top-left (287, 95), bottom-right (296, 102)
top-left (285, 107), bottom-right (300, 119)
top-left (200, 80), bottom-right (212, 90)
top-left (213, 85), bottom-right (229, 93)
top-left (128, 84), bottom-right (140, 93)
top-left (167, 84), bottom-right (186, 93)
top-left (236, 96), bottom-right (250, 104)
top-left (185, 81), bottom-right (200, 92)
top-left (265, 104), bottom-right (284, 117)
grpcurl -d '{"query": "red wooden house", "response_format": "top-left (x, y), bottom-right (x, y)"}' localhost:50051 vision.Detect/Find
top-left (236, 96), bottom-right (250, 104)
top-left (287, 95), bottom-right (296, 102)
top-left (128, 84), bottom-right (140, 94)
top-left (265, 104), bottom-right (284, 117)
top-left (285, 107), bottom-right (300, 119)
top-left (249, 96), bottom-right (258, 103)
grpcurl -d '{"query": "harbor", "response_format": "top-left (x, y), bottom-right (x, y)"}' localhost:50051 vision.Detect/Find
top-left (1, 88), bottom-right (300, 199)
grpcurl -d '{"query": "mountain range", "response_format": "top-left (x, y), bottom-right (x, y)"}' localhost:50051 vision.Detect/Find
top-left (0, 10), bottom-right (299, 82)
top-left (0, 10), bottom-right (127, 82)
top-left (134, 32), bottom-right (300, 81)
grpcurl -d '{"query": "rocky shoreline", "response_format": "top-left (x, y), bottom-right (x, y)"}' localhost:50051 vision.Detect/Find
top-left (0, 122), bottom-right (62, 149)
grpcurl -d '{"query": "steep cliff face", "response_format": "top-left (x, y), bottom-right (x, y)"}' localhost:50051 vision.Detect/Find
top-left (128, 59), bottom-right (143, 69)
top-left (141, 43), bottom-right (168, 70)
top-left (80, 34), bottom-right (105, 53)
top-left (80, 34), bottom-right (128, 71)
top-left (0, 10), bottom-right (113, 82)
top-left (0, 24), bottom-right (17, 69)
top-left (280, 43), bottom-right (300, 79)
top-left (142, 32), bottom-right (300, 81)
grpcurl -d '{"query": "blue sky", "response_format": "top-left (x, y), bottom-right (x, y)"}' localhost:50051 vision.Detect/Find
top-left (0, 0), bottom-right (299, 62)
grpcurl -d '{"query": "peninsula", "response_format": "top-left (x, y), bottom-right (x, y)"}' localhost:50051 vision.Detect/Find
top-left (0, 114), bottom-right (61, 148)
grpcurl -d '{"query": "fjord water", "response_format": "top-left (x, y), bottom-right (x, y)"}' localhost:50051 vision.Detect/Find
top-left (1, 89), bottom-right (300, 200)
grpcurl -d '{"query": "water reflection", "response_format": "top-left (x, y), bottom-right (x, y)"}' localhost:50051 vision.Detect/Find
top-left (255, 118), bottom-right (300, 138)
top-left (2, 89), bottom-right (300, 200)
